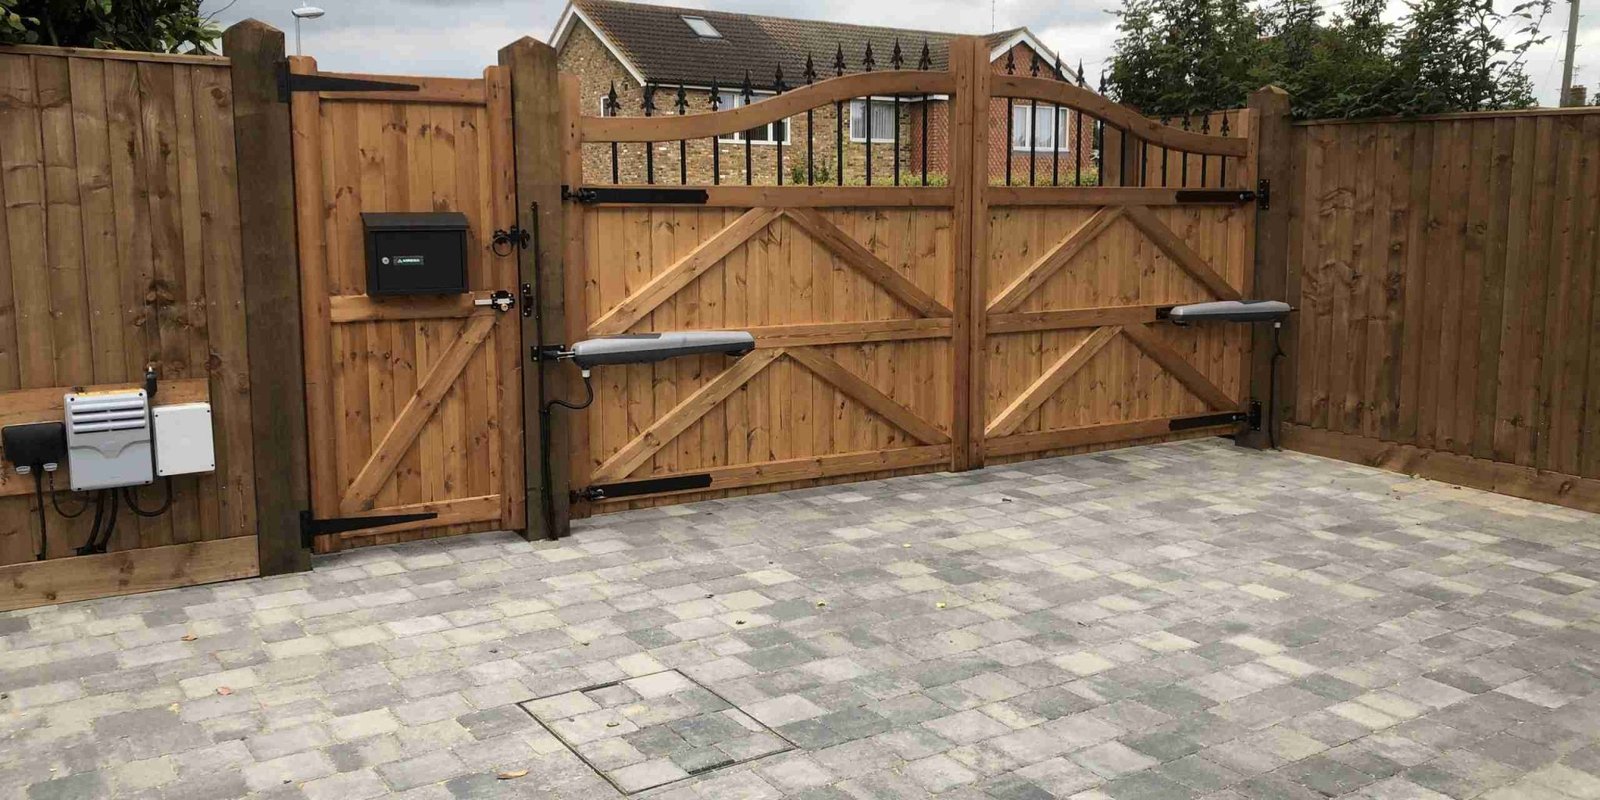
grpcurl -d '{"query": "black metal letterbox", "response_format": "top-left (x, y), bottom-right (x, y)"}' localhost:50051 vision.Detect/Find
top-left (362, 212), bottom-right (469, 295)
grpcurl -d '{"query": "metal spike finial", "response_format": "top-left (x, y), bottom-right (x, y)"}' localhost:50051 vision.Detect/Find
top-left (741, 70), bottom-right (753, 103)
top-left (918, 40), bottom-right (932, 71)
top-left (641, 84), bottom-right (656, 115)
top-left (774, 64), bottom-right (787, 93)
top-left (605, 81), bottom-right (619, 114)
top-left (1181, 113), bottom-right (1191, 131)
top-left (1076, 60), bottom-right (1085, 88)
top-left (834, 44), bottom-right (846, 76)
top-left (709, 77), bottom-right (721, 110)
top-left (804, 53), bottom-right (817, 84)
top-left (1201, 115), bottom-right (1211, 134)
top-left (1004, 49), bottom-right (1015, 75)
top-left (891, 39), bottom-right (904, 70)
top-left (1097, 70), bottom-right (1105, 94)
top-left (1030, 50), bottom-right (1040, 77)
top-left (675, 82), bottom-right (688, 114)
top-left (862, 41), bottom-right (875, 71)
top-left (1220, 114), bottom-right (1230, 136)
top-left (1053, 54), bottom-right (1062, 81)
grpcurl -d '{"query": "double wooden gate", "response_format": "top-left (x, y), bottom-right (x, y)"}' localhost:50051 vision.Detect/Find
top-left (287, 58), bottom-right (524, 551)
top-left (559, 39), bottom-right (1261, 522)
top-left (283, 37), bottom-right (1262, 544)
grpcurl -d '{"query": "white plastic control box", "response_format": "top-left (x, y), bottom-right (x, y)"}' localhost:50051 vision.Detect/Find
top-left (65, 390), bottom-right (153, 491)
top-left (152, 403), bottom-right (216, 477)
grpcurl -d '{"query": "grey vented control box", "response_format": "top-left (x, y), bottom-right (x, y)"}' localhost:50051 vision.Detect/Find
top-left (569, 331), bottom-right (756, 368)
top-left (65, 390), bottom-right (153, 491)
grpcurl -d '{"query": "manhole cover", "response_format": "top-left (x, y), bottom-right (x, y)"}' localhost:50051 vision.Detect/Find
top-left (519, 669), bottom-right (795, 794)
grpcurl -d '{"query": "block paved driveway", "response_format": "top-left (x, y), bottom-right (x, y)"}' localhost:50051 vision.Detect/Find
top-left (5, 439), bottom-right (1600, 800)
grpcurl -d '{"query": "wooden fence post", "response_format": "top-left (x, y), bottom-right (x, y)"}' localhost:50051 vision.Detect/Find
top-left (498, 37), bottom-right (569, 540)
top-left (951, 36), bottom-right (990, 471)
top-left (1239, 86), bottom-right (1292, 450)
top-left (224, 20), bottom-right (311, 575)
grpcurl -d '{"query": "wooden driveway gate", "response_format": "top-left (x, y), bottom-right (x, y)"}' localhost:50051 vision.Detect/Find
top-left (554, 38), bottom-right (1263, 524)
top-left (286, 58), bottom-right (524, 552)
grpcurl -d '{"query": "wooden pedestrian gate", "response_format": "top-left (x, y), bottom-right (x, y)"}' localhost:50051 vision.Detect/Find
top-left (556, 38), bottom-right (1262, 523)
top-left (286, 57), bottom-right (524, 552)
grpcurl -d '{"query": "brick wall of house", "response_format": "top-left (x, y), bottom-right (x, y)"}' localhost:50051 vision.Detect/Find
top-left (559, 28), bottom-right (1096, 187)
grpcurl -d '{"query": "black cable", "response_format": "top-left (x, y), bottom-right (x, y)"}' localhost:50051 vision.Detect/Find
top-left (123, 477), bottom-right (174, 518)
top-left (1268, 323), bottom-right (1285, 450)
top-left (76, 491), bottom-right (108, 556)
top-left (48, 472), bottom-right (91, 518)
top-left (93, 489), bottom-right (119, 554)
top-left (32, 471), bottom-right (46, 561)
top-left (544, 370), bottom-right (595, 412)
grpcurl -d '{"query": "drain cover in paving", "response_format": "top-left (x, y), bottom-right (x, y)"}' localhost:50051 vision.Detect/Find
top-left (519, 669), bottom-right (794, 794)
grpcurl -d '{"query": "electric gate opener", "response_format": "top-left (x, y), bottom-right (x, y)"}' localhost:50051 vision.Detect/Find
top-left (535, 332), bottom-right (756, 528)
top-left (1158, 300), bottom-right (1294, 446)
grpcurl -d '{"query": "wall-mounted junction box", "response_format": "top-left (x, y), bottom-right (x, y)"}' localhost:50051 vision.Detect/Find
top-left (152, 403), bottom-right (215, 477)
top-left (65, 390), bottom-right (152, 491)
top-left (362, 211), bottom-right (469, 296)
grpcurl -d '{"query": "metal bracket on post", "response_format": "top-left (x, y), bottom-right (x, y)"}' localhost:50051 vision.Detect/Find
top-left (1256, 179), bottom-right (1271, 210)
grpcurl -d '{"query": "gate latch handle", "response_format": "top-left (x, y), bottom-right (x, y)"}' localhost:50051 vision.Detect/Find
top-left (474, 290), bottom-right (516, 313)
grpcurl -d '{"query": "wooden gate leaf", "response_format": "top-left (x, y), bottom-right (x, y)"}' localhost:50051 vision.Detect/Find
top-left (592, 348), bottom-right (784, 483)
top-left (1123, 206), bottom-right (1242, 301)
top-left (1120, 323), bottom-right (1236, 411)
top-left (589, 207), bottom-right (781, 336)
top-left (989, 207), bottom-right (1125, 314)
top-left (786, 348), bottom-right (949, 445)
top-left (987, 326), bottom-right (1122, 438)
top-left (339, 313), bottom-right (498, 514)
top-left (781, 208), bottom-right (952, 318)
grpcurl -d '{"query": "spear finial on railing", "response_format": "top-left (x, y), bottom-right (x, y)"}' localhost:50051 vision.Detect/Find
top-left (1054, 54), bottom-right (1063, 81)
top-left (1201, 114), bottom-right (1211, 135)
top-left (1077, 60), bottom-right (1085, 88)
top-left (918, 40), bottom-right (932, 71)
top-left (1220, 113), bottom-right (1230, 137)
top-left (1182, 112), bottom-right (1191, 130)
top-left (1029, 50), bottom-right (1040, 77)
top-left (834, 44), bottom-right (846, 77)
top-left (804, 53), bottom-right (817, 84)
top-left (1098, 70), bottom-right (1106, 94)
top-left (641, 83), bottom-right (656, 116)
top-left (891, 39), bottom-right (904, 70)
top-left (741, 70), bottom-right (753, 103)
top-left (675, 82), bottom-right (688, 115)
top-left (606, 81), bottom-right (619, 115)
top-left (862, 41), bottom-right (875, 71)
top-left (774, 64), bottom-right (787, 93)
top-left (1004, 49), bottom-right (1015, 75)
top-left (709, 77), bottom-right (721, 110)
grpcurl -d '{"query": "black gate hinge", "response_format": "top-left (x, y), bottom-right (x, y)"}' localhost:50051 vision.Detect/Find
top-left (1256, 179), bottom-right (1271, 210)
top-left (278, 63), bottom-right (420, 103)
top-left (562, 186), bottom-right (598, 204)
top-left (300, 510), bottom-right (438, 547)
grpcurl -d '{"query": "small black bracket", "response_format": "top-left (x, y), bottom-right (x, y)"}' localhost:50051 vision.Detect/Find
top-left (1248, 399), bottom-right (1263, 431)
top-left (300, 510), bottom-right (438, 547)
top-left (278, 64), bottom-right (420, 103)
top-left (1257, 179), bottom-right (1271, 210)
top-left (532, 344), bottom-right (569, 362)
top-left (575, 473), bottom-right (713, 502)
top-left (520, 283), bottom-right (535, 319)
top-left (562, 186), bottom-right (598, 204)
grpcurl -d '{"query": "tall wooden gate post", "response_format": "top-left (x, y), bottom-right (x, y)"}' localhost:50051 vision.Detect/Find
top-left (499, 38), bottom-right (570, 539)
top-left (1239, 86), bottom-right (1292, 450)
top-left (224, 20), bottom-right (312, 575)
top-left (951, 36), bottom-right (991, 471)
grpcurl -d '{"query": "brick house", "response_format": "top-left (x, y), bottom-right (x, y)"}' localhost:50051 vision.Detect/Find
top-left (552, 0), bottom-right (1095, 186)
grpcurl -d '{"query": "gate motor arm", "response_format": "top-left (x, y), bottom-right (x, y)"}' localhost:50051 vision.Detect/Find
top-left (1159, 300), bottom-right (1294, 448)
top-left (534, 331), bottom-right (756, 531)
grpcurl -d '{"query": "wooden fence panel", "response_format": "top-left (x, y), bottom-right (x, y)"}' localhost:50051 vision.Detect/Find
top-left (1285, 109), bottom-right (1600, 513)
top-left (0, 47), bottom-right (257, 608)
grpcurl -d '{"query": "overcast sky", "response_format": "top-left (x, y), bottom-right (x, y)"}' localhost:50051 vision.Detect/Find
top-left (202, 0), bottom-right (1595, 107)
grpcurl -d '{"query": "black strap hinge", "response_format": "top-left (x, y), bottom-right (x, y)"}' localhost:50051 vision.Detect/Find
top-left (574, 474), bottom-right (713, 502)
top-left (278, 64), bottom-right (420, 103)
top-left (1174, 189), bottom-right (1257, 205)
top-left (564, 186), bottom-right (709, 205)
top-left (300, 510), bottom-right (438, 547)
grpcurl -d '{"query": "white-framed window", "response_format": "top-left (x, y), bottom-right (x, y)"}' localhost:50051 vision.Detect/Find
top-left (1011, 104), bottom-right (1070, 151)
top-left (716, 92), bottom-right (790, 145)
top-left (848, 99), bottom-right (896, 143)
top-left (682, 15), bottom-right (721, 38)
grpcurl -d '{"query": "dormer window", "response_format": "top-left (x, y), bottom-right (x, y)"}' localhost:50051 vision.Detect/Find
top-left (682, 15), bottom-right (721, 38)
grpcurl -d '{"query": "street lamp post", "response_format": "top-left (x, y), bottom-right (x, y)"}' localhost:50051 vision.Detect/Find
top-left (292, 2), bottom-right (326, 56)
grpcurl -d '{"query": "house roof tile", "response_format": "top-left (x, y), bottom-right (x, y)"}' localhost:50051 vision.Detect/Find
top-left (568, 0), bottom-right (1038, 88)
